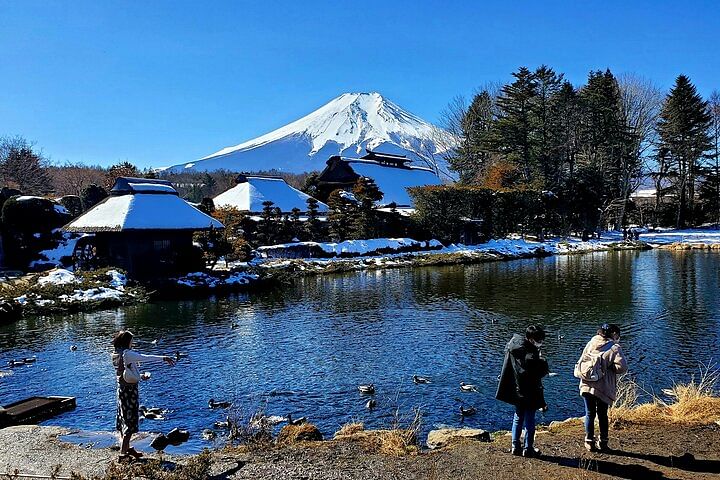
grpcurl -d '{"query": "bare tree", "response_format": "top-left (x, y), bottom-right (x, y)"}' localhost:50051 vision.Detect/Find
top-left (0, 136), bottom-right (53, 195)
top-left (617, 73), bottom-right (663, 226)
top-left (49, 162), bottom-right (106, 197)
top-left (708, 91), bottom-right (720, 225)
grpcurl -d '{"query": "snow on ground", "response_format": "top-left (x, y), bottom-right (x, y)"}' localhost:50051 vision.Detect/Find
top-left (59, 287), bottom-right (124, 303)
top-left (29, 232), bottom-right (85, 268)
top-left (257, 238), bottom-right (442, 258)
top-left (37, 269), bottom-right (78, 286)
top-left (107, 270), bottom-right (127, 291)
top-left (603, 227), bottom-right (720, 246)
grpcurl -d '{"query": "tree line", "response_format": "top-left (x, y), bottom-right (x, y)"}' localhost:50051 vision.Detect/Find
top-left (439, 66), bottom-right (720, 232)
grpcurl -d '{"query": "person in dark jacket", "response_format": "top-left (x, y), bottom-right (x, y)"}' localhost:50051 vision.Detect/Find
top-left (496, 325), bottom-right (549, 457)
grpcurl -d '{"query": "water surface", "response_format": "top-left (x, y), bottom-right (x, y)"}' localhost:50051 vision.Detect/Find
top-left (1, 250), bottom-right (719, 451)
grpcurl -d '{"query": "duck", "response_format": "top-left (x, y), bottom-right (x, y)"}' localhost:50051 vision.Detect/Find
top-left (150, 339), bottom-right (159, 345)
top-left (208, 399), bottom-right (232, 409)
top-left (23, 357), bottom-right (36, 364)
top-left (460, 382), bottom-right (478, 392)
top-left (70, 345), bottom-right (78, 351)
top-left (460, 406), bottom-right (477, 417)
top-left (230, 322), bottom-right (239, 329)
top-left (7, 360), bottom-right (25, 368)
top-left (413, 375), bottom-right (431, 384)
top-left (548, 372), bottom-right (559, 377)
top-left (358, 384), bottom-right (375, 394)
top-left (557, 334), bottom-right (565, 341)
top-left (365, 399), bottom-right (376, 410)
top-left (140, 406), bottom-right (166, 420)
top-left (201, 429), bottom-right (217, 441)
top-left (287, 413), bottom-right (307, 426)
top-left (166, 427), bottom-right (190, 445)
top-left (213, 417), bottom-right (230, 429)
top-left (174, 351), bottom-right (188, 360)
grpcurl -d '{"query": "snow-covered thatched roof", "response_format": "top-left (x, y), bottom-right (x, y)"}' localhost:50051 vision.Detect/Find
top-left (338, 158), bottom-right (441, 207)
top-left (213, 175), bottom-right (328, 213)
top-left (64, 177), bottom-right (223, 233)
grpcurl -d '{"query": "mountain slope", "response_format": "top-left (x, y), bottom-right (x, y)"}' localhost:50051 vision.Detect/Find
top-left (165, 92), bottom-right (451, 175)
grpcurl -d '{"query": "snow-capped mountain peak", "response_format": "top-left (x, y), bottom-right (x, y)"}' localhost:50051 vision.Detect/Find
top-left (167, 92), bottom-right (450, 174)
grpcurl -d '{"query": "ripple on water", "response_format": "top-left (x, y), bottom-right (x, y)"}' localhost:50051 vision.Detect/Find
top-left (1, 250), bottom-right (719, 441)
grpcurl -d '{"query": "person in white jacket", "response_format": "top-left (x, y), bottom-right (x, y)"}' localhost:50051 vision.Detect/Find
top-left (111, 330), bottom-right (175, 459)
top-left (575, 323), bottom-right (627, 452)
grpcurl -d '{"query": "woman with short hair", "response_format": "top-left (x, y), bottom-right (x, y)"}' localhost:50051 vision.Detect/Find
top-left (112, 330), bottom-right (175, 459)
top-left (574, 323), bottom-right (627, 452)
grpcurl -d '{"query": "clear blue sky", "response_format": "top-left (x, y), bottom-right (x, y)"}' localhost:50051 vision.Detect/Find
top-left (1, 0), bottom-right (718, 169)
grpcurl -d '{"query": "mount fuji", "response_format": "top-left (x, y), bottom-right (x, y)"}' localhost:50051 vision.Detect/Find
top-left (164, 92), bottom-right (452, 176)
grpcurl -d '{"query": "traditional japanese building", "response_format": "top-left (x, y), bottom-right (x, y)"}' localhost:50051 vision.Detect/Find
top-left (63, 177), bottom-right (223, 278)
top-left (213, 174), bottom-right (328, 214)
top-left (316, 149), bottom-right (441, 207)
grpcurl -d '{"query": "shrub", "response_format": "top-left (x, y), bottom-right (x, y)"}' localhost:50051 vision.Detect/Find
top-left (58, 195), bottom-right (83, 217)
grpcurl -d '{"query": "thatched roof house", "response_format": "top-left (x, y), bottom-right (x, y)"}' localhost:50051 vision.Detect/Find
top-left (64, 177), bottom-right (222, 278)
top-left (213, 174), bottom-right (328, 214)
top-left (316, 150), bottom-right (441, 207)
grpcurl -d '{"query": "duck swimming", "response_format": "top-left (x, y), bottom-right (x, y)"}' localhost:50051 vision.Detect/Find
top-left (460, 382), bottom-right (478, 392)
top-left (208, 399), bottom-right (232, 409)
top-left (365, 398), bottom-right (376, 410)
top-left (460, 406), bottom-right (477, 417)
top-left (358, 384), bottom-right (375, 394)
top-left (413, 375), bottom-right (431, 384)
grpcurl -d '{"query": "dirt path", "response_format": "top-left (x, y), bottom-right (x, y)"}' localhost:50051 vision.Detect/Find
top-left (1, 421), bottom-right (719, 479)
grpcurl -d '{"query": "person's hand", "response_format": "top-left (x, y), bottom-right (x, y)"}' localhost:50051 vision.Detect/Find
top-left (163, 356), bottom-right (176, 366)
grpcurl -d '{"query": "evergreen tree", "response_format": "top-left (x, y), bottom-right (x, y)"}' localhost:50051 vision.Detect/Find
top-left (327, 190), bottom-right (355, 241)
top-left (351, 177), bottom-right (383, 239)
top-left (80, 184), bottom-right (108, 210)
top-left (257, 200), bottom-right (278, 245)
top-left (492, 66), bottom-right (538, 183)
top-left (657, 75), bottom-right (713, 227)
top-left (699, 91), bottom-right (720, 225)
top-left (304, 197), bottom-right (324, 241)
top-left (449, 91), bottom-right (496, 183)
top-left (288, 207), bottom-right (302, 241)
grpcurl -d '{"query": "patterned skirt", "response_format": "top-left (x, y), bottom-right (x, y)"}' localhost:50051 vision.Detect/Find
top-left (116, 382), bottom-right (139, 435)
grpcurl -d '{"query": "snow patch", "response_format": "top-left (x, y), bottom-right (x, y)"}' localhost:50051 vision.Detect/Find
top-left (37, 269), bottom-right (78, 286)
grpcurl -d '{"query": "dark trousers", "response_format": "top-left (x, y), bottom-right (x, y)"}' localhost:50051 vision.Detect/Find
top-left (583, 392), bottom-right (609, 441)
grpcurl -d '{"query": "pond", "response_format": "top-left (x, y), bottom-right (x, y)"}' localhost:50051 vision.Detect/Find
top-left (1, 250), bottom-right (719, 452)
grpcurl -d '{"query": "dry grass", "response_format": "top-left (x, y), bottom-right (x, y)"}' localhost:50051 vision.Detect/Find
top-left (610, 364), bottom-right (720, 425)
top-left (66, 451), bottom-right (212, 480)
top-left (332, 422), bottom-right (419, 456)
top-left (276, 423), bottom-right (323, 445)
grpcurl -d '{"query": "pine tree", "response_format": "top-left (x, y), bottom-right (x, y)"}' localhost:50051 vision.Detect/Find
top-left (449, 91), bottom-right (496, 183)
top-left (288, 207), bottom-right (302, 241)
top-left (327, 190), bottom-right (355, 242)
top-left (351, 177), bottom-right (383, 239)
top-left (657, 75), bottom-right (713, 227)
top-left (493, 66), bottom-right (538, 183)
top-left (304, 197), bottom-right (323, 241)
top-left (257, 200), bottom-right (278, 245)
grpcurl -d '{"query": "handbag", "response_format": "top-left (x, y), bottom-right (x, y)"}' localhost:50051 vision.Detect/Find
top-left (122, 351), bottom-right (141, 384)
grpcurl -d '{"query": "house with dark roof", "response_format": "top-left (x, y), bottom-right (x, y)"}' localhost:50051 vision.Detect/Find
top-left (64, 177), bottom-right (223, 278)
top-left (213, 174), bottom-right (328, 214)
top-left (316, 150), bottom-right (441, 208)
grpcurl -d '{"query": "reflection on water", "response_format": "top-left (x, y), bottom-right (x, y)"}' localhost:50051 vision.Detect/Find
top-left (1, 250), bottom-right (719, 449)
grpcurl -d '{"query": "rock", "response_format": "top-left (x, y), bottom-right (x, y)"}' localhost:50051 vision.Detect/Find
top-left (166, 427), bottom-right (190, 445)
top-left (426, 427), bottom-right (491, 449)
top-left (150, 433), bottom-right (169, 451)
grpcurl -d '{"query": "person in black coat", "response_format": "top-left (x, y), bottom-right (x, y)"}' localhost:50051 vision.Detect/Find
top-left (496, 325), bottom-right (549, 457)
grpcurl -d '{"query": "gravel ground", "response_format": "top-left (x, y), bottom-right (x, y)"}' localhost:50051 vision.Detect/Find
top-left (1, 421), bottom-right (719, 479)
